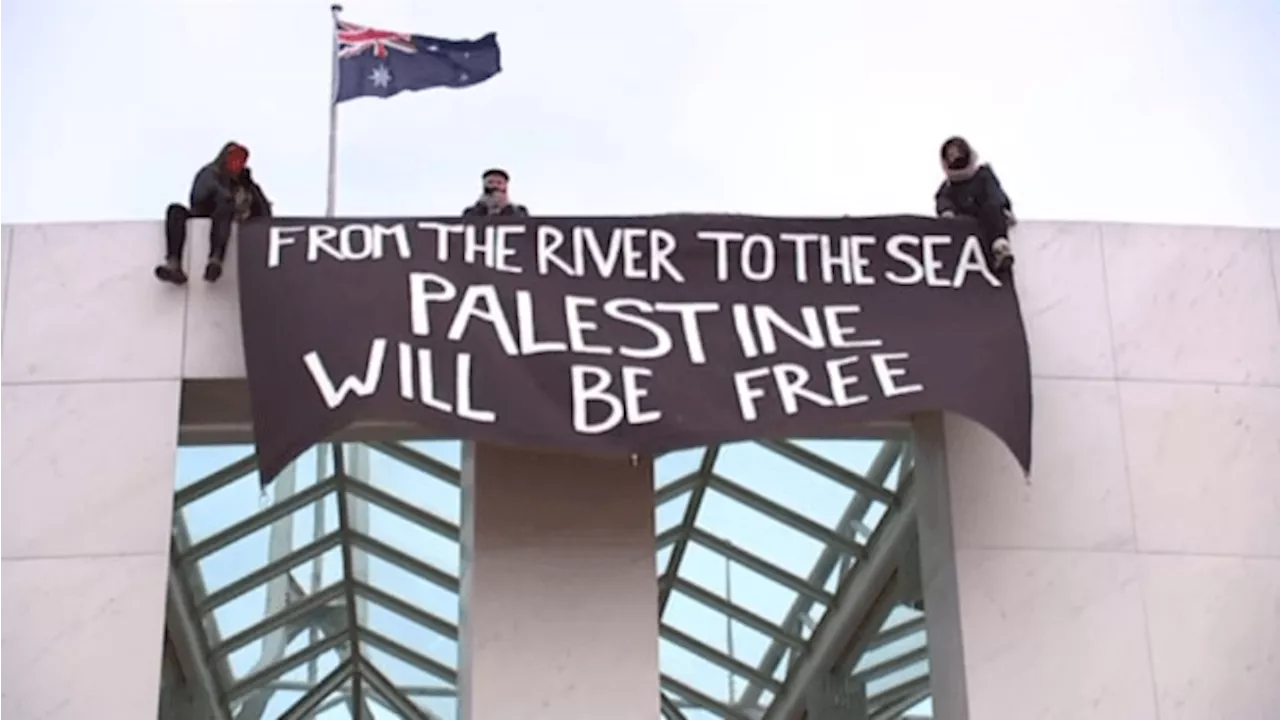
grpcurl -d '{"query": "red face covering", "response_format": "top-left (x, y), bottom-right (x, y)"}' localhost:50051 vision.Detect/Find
top-left (225, 147), bottom-right (248, 175)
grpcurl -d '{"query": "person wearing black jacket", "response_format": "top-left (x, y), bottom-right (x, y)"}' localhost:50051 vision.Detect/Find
top-left (155, 141), bottom-right (272, 284)
top-left (935, 136), bottom-right (1016, 271)
top-left (462, 168), bottom-right (530, 217)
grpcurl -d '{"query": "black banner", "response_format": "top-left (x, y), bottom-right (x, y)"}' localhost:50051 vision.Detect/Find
top-left (237, 215), bottom-right (1033, 484)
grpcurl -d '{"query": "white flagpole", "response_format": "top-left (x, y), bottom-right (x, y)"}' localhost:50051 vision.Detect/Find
top-left (325, 3), bottom-right (344, 217)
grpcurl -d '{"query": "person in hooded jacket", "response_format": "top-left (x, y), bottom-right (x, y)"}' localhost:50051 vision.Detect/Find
top-left (462, 168), bottom-right (530, 217)
top-left (155, 141), bottom-right (272, 284)
top-left (935, 136), bottom-right (1016, 272)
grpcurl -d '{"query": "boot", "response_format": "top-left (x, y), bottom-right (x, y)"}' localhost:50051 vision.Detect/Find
top-left (154, 257), bottom-right (188, 285)
top-left (203, 257), bottom-right (224, 282)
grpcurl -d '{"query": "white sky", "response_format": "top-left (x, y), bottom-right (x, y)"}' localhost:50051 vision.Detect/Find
top-left (3, 0), bottom-right (1278, 228)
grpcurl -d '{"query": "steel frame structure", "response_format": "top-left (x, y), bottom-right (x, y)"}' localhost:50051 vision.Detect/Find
top-left (163, 431), bottom-right (932, 719)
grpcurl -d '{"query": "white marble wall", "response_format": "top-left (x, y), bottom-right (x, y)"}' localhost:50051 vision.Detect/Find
top-left (1, 222), bottom-right (192, 720)
top-left (919, 221), bottom-right (1280, 720)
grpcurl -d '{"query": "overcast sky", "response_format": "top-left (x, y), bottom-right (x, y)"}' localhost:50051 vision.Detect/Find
top-left (3, 0), bottom-right (1278, 228)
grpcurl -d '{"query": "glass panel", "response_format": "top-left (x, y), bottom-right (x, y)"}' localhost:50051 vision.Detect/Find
top-left (209, 554), bottom-right (344, 641)
top-left (858, 607), bottom-right (930, 698)
top-left (224, 612), bottom-right (346, 682)
top-left (358, 496), bottom-right (460, 576)
top-left (174, 445), bottom-right (255, 492)
top-left (365, 644), bottom-right (449, 686)
top-left (357, 548), bottom-right (459, 624)
top-left (676, 542), bottom-right (815, 630)
top-left (715, 441), bottom-right (857, 530)
top-left (362, 675), bottom-right (437, 718)
top-left (664, 590), bottom-right (773, 669)
top-left (695, 489), bottom-right (827, 575)
top-left (280, 644), bottom-right (345, 684)
top-left (402, 439), bottom-right (463, 473)
top-left (192, 496), bottom-right (337, 596)
top-left (261, 687), bottom-right (307, 719)
top-left (789, 438), bottom-right (884, 475)
top-left (407, 681), bottom-right (458, 717)
top-left (364, 596), bottom-right (458, 671)
top-left (656, 447), bottom-right (704, 489)
top-left (656, 545), bottom-right (674, 575)
top-left (367, 444), bottom-right (462, 524)
top-left (658, 437), bottom-right (930, 716)
top-left (908, 697), bottom-right (935, 717)
top-left (172, 440), bottom-right (464, 720)
top-left (656, 489), bottom-right (692, 535)
top-left (171, 435), bottom-right (927, 720)
top-left (660, 638), bottom-right (752, 707)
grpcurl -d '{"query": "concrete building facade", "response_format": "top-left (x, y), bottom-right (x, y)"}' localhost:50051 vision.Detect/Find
top-left (1, 219), bottom-right (1278, 719)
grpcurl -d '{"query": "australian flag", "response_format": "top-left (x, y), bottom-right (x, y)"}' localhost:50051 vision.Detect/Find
top-left (334, 20), bottom-right (502, 103)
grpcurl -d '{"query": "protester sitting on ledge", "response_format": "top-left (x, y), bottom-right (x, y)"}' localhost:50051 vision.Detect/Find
top-left (935, 136), bottom-right (1016, 272)
top-left (462, 168), bottom-right (530, 217)
top-left (155, 141), bottom-right (272, 285)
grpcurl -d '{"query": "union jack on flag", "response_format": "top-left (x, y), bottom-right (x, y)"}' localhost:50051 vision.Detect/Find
top-left (336, 21), bottom-right (416, 59)
top-left (332, 18), bottom-right (502, 103)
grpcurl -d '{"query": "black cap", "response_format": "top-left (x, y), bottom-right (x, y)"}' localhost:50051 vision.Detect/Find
top-left (482, 168), bottom-right (510, 181)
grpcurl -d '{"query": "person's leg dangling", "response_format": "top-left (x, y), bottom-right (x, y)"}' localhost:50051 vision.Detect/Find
top-left (155, 203), bottom-right (191, 284)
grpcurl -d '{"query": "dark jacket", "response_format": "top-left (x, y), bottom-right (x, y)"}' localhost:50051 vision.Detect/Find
top-left (935, 164), bottom-right (1011, 219)
top-left (462, 200), bottom-right (530, 217)
top-left (190, 142), bottom-right (272, 219)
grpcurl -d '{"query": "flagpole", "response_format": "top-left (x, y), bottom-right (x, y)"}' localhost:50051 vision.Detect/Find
top-left (325, 3), bottom-right (343, 217)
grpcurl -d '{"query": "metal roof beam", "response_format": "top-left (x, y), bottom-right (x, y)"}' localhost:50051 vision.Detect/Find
top-left (762, 475), bottom-right (920, 720)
